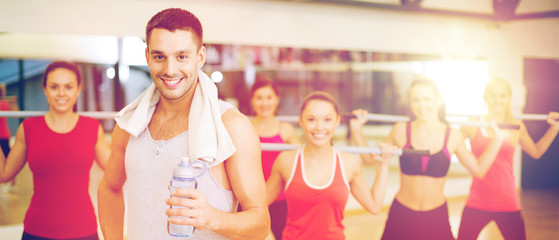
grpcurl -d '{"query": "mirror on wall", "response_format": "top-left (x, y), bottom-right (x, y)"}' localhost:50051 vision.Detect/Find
top-left (0, 33), bottom-right (491, 135)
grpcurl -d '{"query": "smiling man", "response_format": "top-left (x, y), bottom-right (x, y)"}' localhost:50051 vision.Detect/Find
top-left (97, 8), bottom-right (269, 240)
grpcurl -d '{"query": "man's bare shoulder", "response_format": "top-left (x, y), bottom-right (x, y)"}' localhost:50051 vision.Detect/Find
top-left (221, 108), bottom-right (250, 127)
top-left (112, 123), bottom-right (131, 148)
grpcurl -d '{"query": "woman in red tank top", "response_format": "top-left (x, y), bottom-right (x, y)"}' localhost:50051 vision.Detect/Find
top-left (0, 61), bottom-right (110, 240)
top-left (457, 78), bottom-right (559, 240)
top-left (266, 91), bottom-right (395, 240)
top-left (250, 78), bottom-right (300, 240)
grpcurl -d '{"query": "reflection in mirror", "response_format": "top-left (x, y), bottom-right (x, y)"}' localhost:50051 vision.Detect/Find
top-left (0, 34), bottom-right (490, 137)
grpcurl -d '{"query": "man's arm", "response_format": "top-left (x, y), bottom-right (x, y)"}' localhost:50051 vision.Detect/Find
top-left (98, 124), bottom-right (129, 240)
top-left (167, 109), bottom-right (270, 239)
top-left (221, 109), bottom-right (270, 239)
top-left (94, 125), bottom-right (110, 170)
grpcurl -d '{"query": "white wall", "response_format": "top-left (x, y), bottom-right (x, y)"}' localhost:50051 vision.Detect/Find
top-left (1, 0), bottom-right (557, 83)
top-left (1, 0), bottom-right (557, 53)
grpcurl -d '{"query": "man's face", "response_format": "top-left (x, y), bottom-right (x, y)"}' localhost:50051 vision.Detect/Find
top-left (145, 28), bottom-right (206, 101)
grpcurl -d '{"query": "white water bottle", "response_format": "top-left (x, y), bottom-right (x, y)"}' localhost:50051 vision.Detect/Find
top-left (168, 157), bottom-right (207, 237)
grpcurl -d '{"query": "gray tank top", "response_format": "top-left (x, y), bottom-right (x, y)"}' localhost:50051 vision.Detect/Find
top-left (125, 100), bottom-right (237, 240)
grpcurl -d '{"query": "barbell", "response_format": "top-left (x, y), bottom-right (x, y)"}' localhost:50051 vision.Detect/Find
top-left (0, 111), bottom-right (117, 119)
top-left (277, 112), bottom-right (553, 130)
top-left (0, 111), bottom-right (550, 127)
top-left (340, 113), bottom-right (521, 130)
top-left (260, 143), bottom-right (429, 157)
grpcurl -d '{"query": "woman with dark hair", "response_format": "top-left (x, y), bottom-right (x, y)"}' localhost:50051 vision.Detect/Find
top-left (249, 77), bottom-right (300, 240)
top-left (457, 78), bottom-right (559, 240)
top-left (0, 60), bottom-right (110, 240)
top-left (350, 79), bottom-right (505, 239)
top-left (266, 91), bottom-right (394, 239)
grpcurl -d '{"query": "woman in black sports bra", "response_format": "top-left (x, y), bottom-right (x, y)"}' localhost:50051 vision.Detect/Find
top-left (350, 78), bottom-right (505, 240)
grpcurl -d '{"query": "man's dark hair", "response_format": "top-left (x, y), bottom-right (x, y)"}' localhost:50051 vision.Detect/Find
top-left (145, 8), bottom-right (203, 49)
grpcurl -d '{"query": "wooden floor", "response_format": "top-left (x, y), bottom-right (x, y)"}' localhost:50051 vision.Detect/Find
top-left (1, 164), bottom-right (558, 240)
top-left (343, 188), bottom-right (559, 240)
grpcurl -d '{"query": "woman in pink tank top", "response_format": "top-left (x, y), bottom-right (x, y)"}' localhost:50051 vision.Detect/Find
top-left (0, 61), bottom-right (110, 240)
top-left (458, 78), bottom-right (559, 240)
top-left (250, 78), bottom-right (300, 240)
top-left (266, 91), bottom-right (395, 240)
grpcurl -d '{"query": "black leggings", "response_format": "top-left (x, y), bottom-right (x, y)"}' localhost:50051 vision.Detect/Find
top-left (22, 232), bottom-right (99, 240)
top-left (0, 139), bottom-right (10, 157)
top-left (457, 206), bottom-right (526, 240)
top-left (270, 200), bottom-right (288, 240)
top-left (382, 199), bottom-right (455, 240)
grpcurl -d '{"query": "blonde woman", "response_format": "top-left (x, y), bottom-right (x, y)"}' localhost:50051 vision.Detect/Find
top-left (457, 78), bottom-right (559, 240)
top-left (351, 79), bottom-right (505, 239)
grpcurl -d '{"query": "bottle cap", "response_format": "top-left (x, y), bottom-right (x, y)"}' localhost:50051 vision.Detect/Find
top-left (173, 157), bottom-right (207, 179)
top-left (180, 157), bottom-right (191, 166)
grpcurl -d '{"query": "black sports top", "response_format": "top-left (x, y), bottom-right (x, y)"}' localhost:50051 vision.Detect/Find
top-left (400, 122), bottom-right (451, 178)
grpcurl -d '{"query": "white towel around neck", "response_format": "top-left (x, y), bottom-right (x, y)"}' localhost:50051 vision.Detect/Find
top-left (114, 70), bottom-right (236, 166)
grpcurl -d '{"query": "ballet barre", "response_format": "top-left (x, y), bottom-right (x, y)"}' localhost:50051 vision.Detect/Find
top-left (0, 111), bottom-right (117, 119)
top-left (260, 143), bottom-right (429, 157)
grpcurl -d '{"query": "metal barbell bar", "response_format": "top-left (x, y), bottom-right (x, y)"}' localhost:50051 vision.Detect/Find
top-left (0, 111), bottom-right (117, 119)
top-left (0, 111), bottom-right (549, 124)
top-left (261, 143), bottom-right (429, 157)
top-left (340, 113), bottom-right (521, 130)
top-left (275, 113), bottom-right (522, 130)
top-left (446, 113), bottom-right (549, 121)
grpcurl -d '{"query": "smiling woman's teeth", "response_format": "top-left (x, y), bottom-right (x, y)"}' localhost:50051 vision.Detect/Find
top-left (313, 133), bottom-right (326, 138)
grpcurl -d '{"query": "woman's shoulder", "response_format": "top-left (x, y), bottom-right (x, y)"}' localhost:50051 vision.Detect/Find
top-left (339, 150), bottom-right (357, 160)
top-left (78, 115), bottom-right (100, 127)
top-left (74, 116), bottom-right (101, 138)
top-left (391, 122), bottom-right (407, 132)
top-left (277, 149), bottom-right (298, 162)
top-left (274, 149), bottom-right (298, 173)
top-left (279, 121), bottom-right (296, 130)
top-left (338, 151), bottom-right (360, 171)
top-left (279, 121), bottom-right (298, 140)
top-left (447, 126), bottom-right (466, 145)
top-left (78, 115), bottom-right (97, 121)
top-left (22, 116), bottom-right (43, 126)
top-left (386, 121), bottom-right (407, 143)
